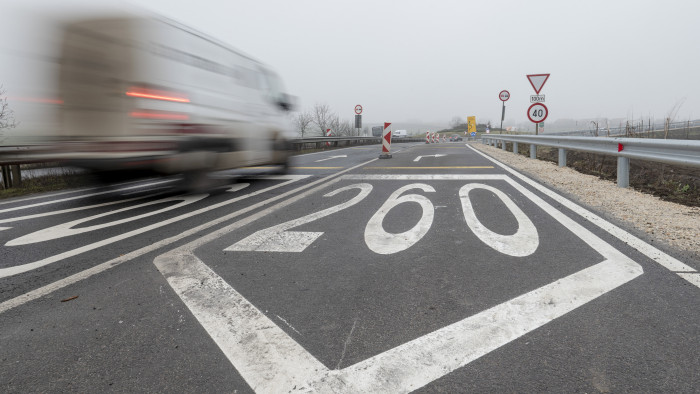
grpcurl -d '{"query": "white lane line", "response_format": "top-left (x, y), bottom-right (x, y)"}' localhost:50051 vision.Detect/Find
top-left (155, 172), bottom-right (643, 393)
top-left (157, 254), bottom-right (327, 392)
top-left (6, 194), bottom-right (208, 246)
top-left (0, 179), bottom-right (174, 215)
top-left (0, 162), bottom-right (375, 313)
top-left (468, 145), bottom-right (700, 288)
top-left (0, 194), bottom-right (165, 225)
top-left (0, 177), bottom-right (304, 279)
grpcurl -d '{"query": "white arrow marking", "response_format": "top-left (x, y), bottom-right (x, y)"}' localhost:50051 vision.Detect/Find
top-left (315, 155), bottom-right (347, 162)
top-left (413, 154), bottom-right (446, 162)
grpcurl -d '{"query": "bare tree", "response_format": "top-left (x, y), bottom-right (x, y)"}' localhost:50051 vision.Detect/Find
top-left (664, 98), bottom-right (685, 139)
top-left (449, 116), bottom-right (463, 129)
top-left (0, 85), bottom-right (17, 141)
top-left (293, 110), bottom-right (314, 138)
top-left (312, 103), bottom-right (334, 136)
top-left (1, 85), bottom-right (19, 189)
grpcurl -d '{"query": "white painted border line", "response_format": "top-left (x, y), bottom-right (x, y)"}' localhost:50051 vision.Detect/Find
top-left (154, 173), bottom-right (643, 393)
top-left (0, 160), bottom-right (377, 314)
top-left (468, 145), bottom-right (700, 288)
top-left (0, 175), bottom-right (308, 312)
top-left (0, 179), bottom-right (174, 214)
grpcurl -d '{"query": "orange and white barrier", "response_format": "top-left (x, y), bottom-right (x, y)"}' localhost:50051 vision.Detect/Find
top-left (426, 131), bottom-right (430, 144)
top-left (325, 128), bottom-right (332, 147)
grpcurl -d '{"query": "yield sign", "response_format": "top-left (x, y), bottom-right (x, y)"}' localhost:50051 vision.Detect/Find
top-left (526, 74), bottom-right (550, 94)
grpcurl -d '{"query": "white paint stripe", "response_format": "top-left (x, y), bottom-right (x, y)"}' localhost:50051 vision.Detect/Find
top-left (156, 253), bottom-right (328, 392)
top-left (0, 227), bottom-right (10, 231)
top-left (0, 192), bottom-right (164, 225)
top-left (328, 259), bottom-right (639, 393)
top-left (0, 178), bottom-right (302, 312)
top-left (0, 179), bottom-right (304, 278)
top-left (677, 273), bottom-right (700, 287)
top-left (467, 145), bottom-right (700, 283)
top-left (0, 179), bottom-right (174, 215)
top-left (0, 160), bottom-right (374, 313)
top-left (154, 172), bottom-right (643, 393)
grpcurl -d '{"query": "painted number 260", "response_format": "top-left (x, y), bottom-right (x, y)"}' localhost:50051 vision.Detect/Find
top-left (227, 183), bottom-right (539, 257)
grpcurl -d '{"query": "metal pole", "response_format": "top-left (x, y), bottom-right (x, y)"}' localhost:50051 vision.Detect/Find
top-left (536, 122), bottom-right (539, 135)
top-left (500, 101), bottom-right (504, 132)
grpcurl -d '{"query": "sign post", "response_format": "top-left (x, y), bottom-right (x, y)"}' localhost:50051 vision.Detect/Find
top-left (526, 74), bottom-right (550, 135)
top-left (498, 90), bottom-right (510, 132)
top-left (354, 105), bottom-right (363, 136)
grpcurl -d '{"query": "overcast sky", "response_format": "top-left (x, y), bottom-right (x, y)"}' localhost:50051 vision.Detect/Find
top-left (5, 0), bottom-right (700, 129)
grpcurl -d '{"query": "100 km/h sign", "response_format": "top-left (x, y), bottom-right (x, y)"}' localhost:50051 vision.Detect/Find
top-left (527, 103), bottom-right (548, 123)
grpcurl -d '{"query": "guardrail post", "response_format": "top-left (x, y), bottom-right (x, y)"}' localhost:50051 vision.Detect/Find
top-left (558, 148), bottom-right (567, 167)
top-left (513, 142), bottom-right (518, 154)
top-left (501, 140), bottom-right (507, 151)
top-left (617, 157), bottom-right (630, 188)
top-left (530, 144), bottom-right (536, 159)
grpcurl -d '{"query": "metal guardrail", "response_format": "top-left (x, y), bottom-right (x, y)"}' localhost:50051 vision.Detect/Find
top-left (549, 119), bottom-right (700, 137)
top-left (481, 134), bottom-right (700, 188)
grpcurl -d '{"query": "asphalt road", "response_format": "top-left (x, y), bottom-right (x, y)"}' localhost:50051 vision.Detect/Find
top-left (1, 142), bottom-right (698, 393)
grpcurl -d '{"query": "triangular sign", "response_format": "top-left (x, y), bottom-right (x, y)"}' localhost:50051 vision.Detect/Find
top-left (527, 74), bottom-right (550, 94)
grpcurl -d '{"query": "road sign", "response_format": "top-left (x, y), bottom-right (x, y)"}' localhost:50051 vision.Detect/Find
top-left (526, 74), bottom-right (550, 94)
top-left (354, 105), bottom-right (363, 115)
top-left (499, 90), bottom-right (510, 101)
top-left (470, 131), bottom-right (477, 137)
top-left (467, 116), bottom-right (476, 133)
top-left (530, 95), bottom-right (545, 103)
top-left (527, 103), bottom-right (548, 123)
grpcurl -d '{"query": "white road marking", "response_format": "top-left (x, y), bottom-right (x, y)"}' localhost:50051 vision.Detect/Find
top-left (468, 145), bottom-right (700, 289)
top-left (0, 163), bottom-right (375, 314)
top-left (0, 196), bottom-right (156, 225)
top-left (364, 184), bottom-right (435, 255)
top-left (315, 155), bottom-right (347, 162)
top-left (0, 227), bottom-right (10, 231)
top-left (0, 179), bottom-right (174, 215)
top-left (226, 184), bottom-right (372, 253)
top-left (155, 173), bottom-right (643, 393)
top-left (459, 183), bottom-right (539, 257)
top-left (413, 154), bottom-right (446, 162)
top-left (6, 194), bottom-right (208, 246)
top-left (0, 177), bottom-right (307, 279)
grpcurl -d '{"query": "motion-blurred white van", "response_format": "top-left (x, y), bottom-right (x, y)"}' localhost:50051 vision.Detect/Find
top-left (57, 14), bottom-right (295, 180)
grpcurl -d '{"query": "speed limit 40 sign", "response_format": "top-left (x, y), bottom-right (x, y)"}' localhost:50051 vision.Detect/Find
top-left (527, 103), bottom-right (548, 123)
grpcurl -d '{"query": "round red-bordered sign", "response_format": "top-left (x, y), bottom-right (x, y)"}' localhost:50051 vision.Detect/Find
top-left (527, 103), bottom-right (548, 123)
top-left (354, 105), bottom-right (363, 115)
top-left (499, 90), bottom-right (510, 101)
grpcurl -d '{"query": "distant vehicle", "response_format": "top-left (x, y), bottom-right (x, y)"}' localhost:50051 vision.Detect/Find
top-left (56, 14), bottom-right (295, 180)
top-left (450, 135), bottom-right (463, 142)
top-left (394, 130), bottom-right (408, 138)
top-left (371, 126), bottom-right (383, 137)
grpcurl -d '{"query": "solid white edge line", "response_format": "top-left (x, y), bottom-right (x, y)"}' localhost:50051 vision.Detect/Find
top-left (467, 144), bottom-right (700, 287)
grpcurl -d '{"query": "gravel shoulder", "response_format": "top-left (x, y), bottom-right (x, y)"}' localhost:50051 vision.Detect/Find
top-left (470, 142), bottom-right (700, 266)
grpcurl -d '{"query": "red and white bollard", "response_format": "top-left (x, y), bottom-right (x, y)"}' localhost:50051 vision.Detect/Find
top-left (426, 131), bottom-right (430, 144)
top-left (379, 122), bottom-right (392, 159)
top-left (325, 128), bottom-right (332, 147)
top-left (442, 134), bottom-right (446, 143)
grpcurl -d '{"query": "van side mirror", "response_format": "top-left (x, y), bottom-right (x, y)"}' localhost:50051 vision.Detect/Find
top-left (277, 93), bottom-right (296, 112)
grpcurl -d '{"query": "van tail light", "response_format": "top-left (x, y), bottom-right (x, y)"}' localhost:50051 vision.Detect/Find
top-left (130, 110), bottom-right (189, 121)
top-left (126, 86), bottom-right (189, 103)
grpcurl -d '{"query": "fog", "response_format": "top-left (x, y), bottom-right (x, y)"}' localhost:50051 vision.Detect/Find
top-left (2, 0), bottom-right (700, 133)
